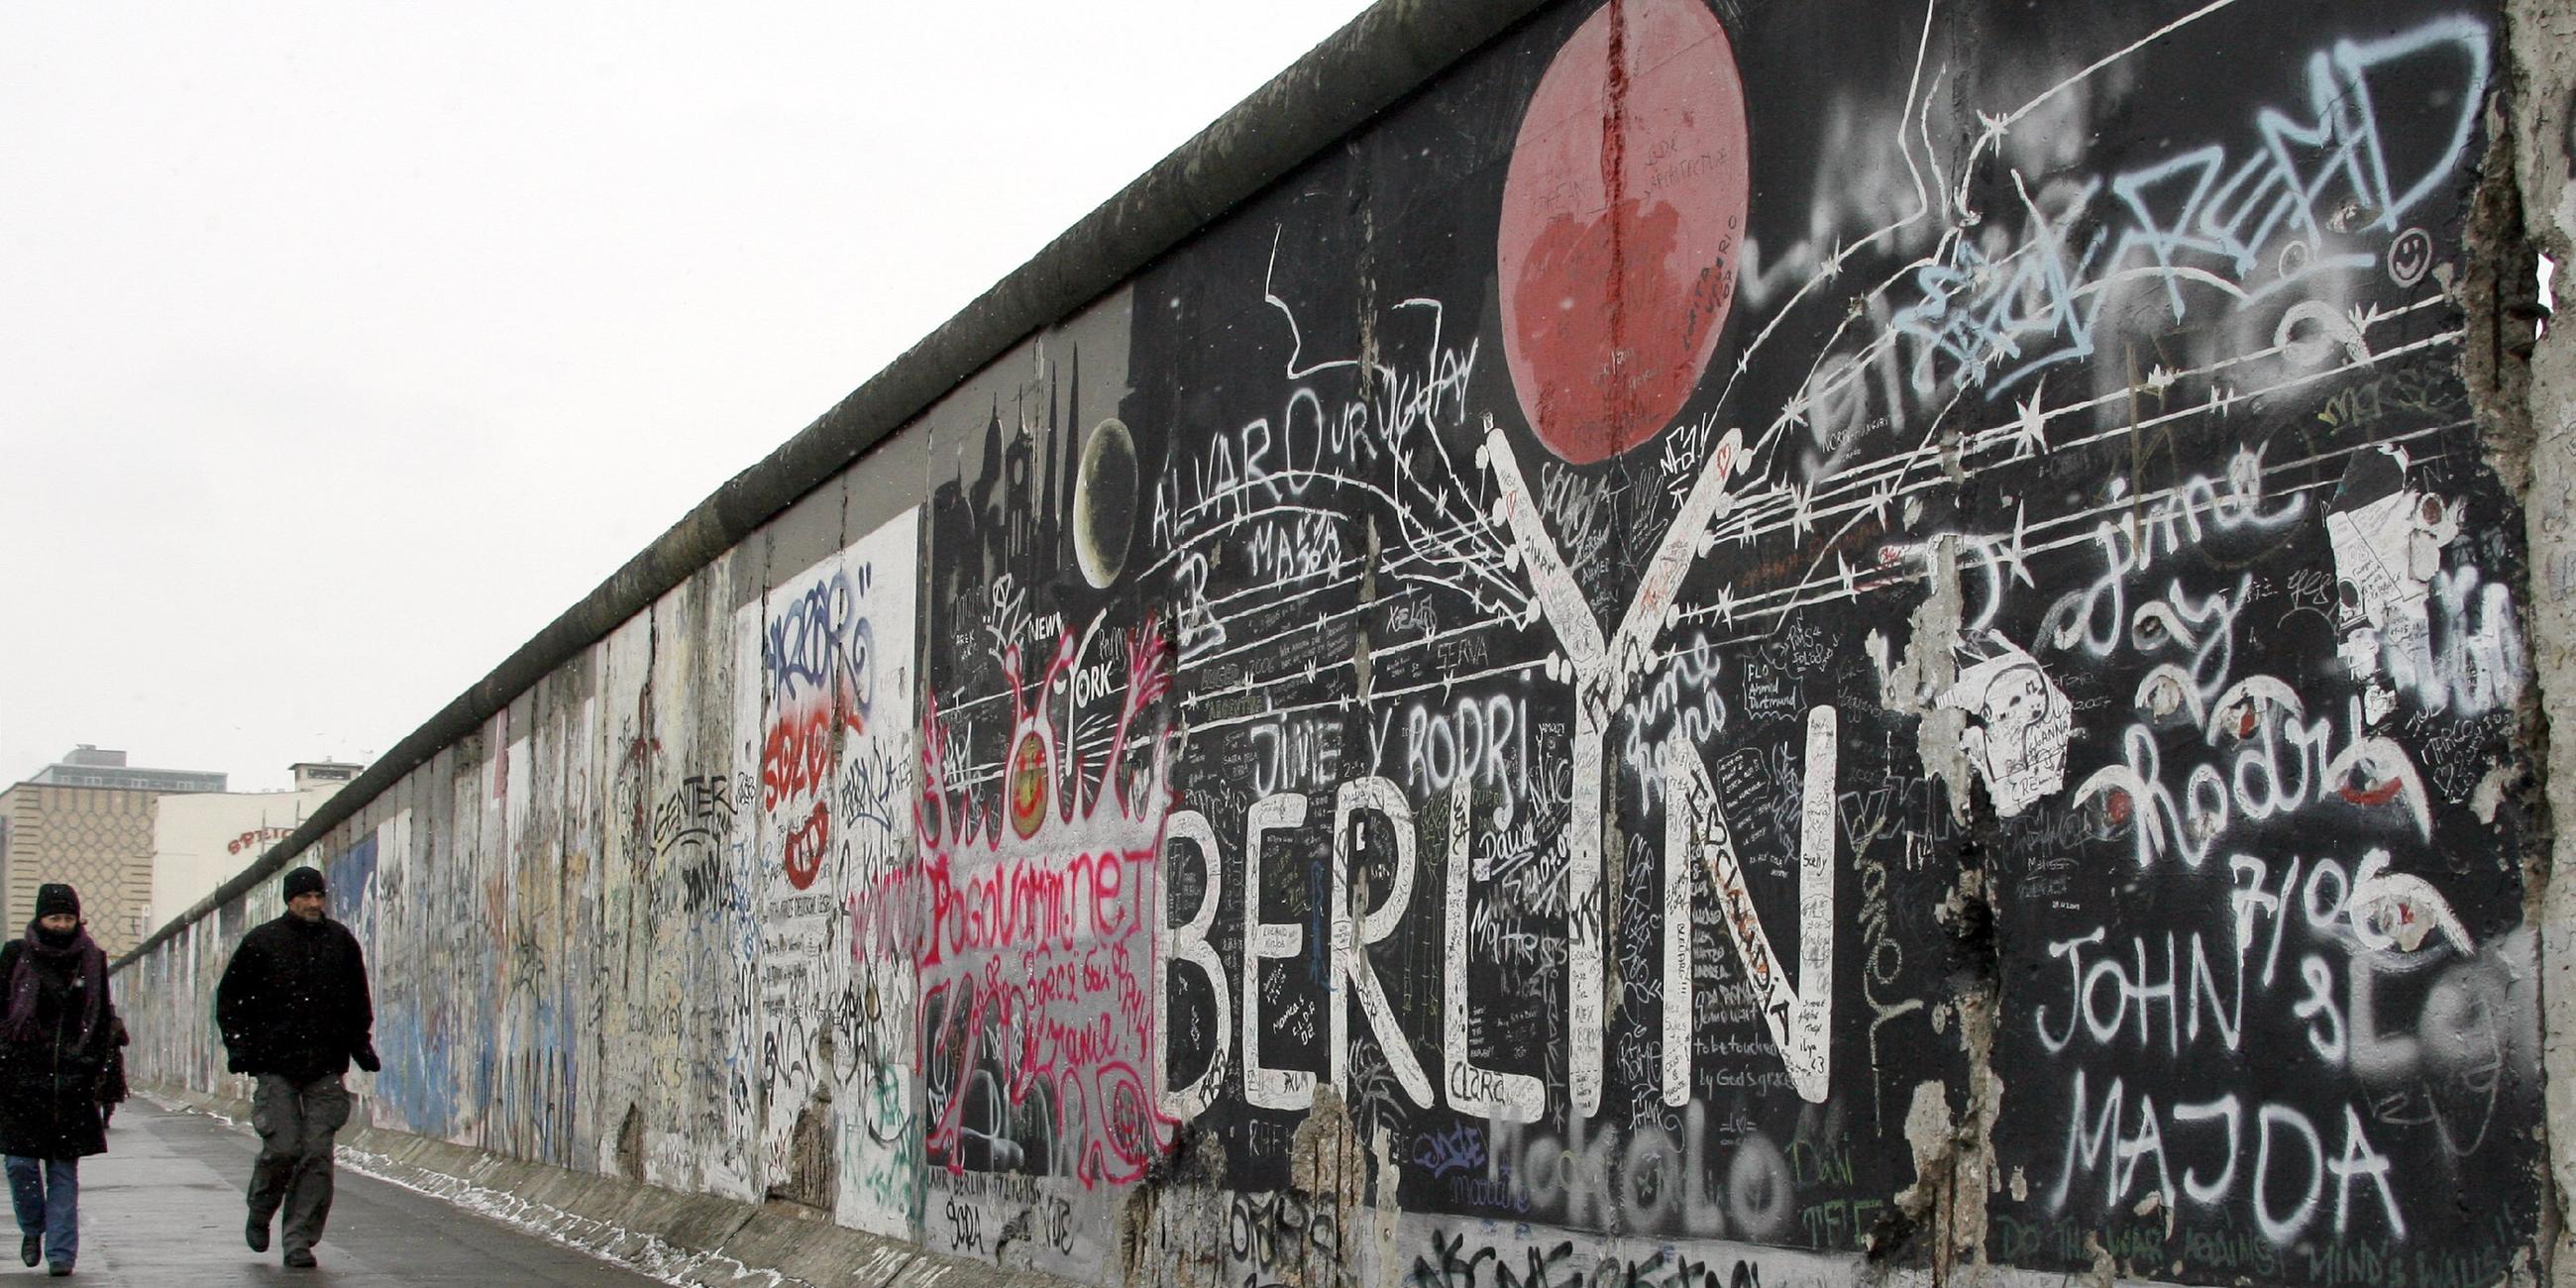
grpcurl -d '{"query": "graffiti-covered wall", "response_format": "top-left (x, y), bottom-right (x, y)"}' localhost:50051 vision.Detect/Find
top-left (122, 0), bottom-right (2569, 1284)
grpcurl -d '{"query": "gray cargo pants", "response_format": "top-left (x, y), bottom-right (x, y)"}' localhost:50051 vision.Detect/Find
top-left (247, 1073), bottom-right (352, 1254)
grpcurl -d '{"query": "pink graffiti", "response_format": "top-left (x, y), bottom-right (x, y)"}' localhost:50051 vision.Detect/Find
top-left (762, 678), bottom-right (867, 890)
top-left (227, 826), bottom-right (297, 856)
top-left (900, 617), bottom-right (1178, 1188)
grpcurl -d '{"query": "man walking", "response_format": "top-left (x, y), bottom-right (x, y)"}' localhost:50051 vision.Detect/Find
top-left (216, 867), bottom-right (379, 1270)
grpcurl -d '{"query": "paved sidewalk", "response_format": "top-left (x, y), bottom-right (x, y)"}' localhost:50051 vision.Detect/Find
top-left (17, 1101), bottom-right (661, 1284)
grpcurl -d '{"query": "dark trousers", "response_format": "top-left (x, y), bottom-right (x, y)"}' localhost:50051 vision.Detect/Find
top-left (248, 1073), bottom-right (351, 1254)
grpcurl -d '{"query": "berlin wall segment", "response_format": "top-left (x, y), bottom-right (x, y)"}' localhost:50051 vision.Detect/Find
top-left (117, 0), bottom-right (2560, 1285)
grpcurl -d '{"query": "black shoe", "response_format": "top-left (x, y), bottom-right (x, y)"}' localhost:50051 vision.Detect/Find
top-left (45, 1261), bottom-right (69, 1277)
top-left (246, 1216), bottom-right (269, 1253)
top-left (282, 1248), bottom-right (317, 1269)
top-left (18, 1234), bottom-right (35, 1267)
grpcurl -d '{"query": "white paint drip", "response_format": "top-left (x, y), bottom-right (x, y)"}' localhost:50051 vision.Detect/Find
top-left (2540, 253), bottom-right (2556, 339)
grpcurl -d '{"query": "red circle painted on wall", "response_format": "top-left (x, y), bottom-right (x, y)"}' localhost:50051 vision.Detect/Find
top-left (1008, 730), bottom-right (1050, 839)
top-left (1498, 0), bottom-right (1751, 466)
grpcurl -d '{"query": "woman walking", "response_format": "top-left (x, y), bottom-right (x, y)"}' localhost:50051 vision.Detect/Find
top-left (0, 884), bottom-right (120, 1276)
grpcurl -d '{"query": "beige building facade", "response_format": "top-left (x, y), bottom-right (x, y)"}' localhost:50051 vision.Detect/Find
top-left (0, 747), bottom-right (226, 957)
top-left (148, 761), bottom-right (362, 934)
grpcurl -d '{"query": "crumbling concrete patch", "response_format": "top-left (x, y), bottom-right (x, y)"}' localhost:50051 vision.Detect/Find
top-left (1284, 1086), bottom-right (1368, 1288)
top-left (1115, 1126), bottom-right (1229, 1288)
top-left (2504, 2), bottom-right (2576, 1282)
top-left (1880, 537), bottom-right (1972, 819)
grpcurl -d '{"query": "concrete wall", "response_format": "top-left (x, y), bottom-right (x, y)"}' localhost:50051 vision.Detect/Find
top-left (119, 0), bottom-right (2574, 1283)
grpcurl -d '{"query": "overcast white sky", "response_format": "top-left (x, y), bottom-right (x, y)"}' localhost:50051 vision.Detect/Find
top-left (1, 1), bottom-right (1375, 792)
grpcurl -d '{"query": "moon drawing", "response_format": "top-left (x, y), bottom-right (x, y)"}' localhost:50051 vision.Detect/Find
top-left (1074, 417), bottom-right (1138, 588)
top-left (1497, 0), bottom-right (1751, 466)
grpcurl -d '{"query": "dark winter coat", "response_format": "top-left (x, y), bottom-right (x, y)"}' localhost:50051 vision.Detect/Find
top-left (216, 913), bottom-right (378, 1084)
top-left (97, 1017), bottom-right (129, 1108)
top-left (0, 932), bottom-right (118, 1159)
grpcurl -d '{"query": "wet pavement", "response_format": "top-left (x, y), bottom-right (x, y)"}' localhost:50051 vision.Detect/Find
top-left (20, 1101), bottom-right (661, 1284)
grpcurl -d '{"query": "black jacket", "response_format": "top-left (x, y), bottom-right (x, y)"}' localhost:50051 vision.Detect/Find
top-left (0, 938), bottom-right (117, 1158)
top-left (216, 913), bottom-right (378, 1083)
top-left (98, 1016), bottom-right (129, 1107)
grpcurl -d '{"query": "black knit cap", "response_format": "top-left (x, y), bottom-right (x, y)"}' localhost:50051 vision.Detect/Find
top-left (282, 867), bottom-right (327, 902)
top-left (33, 884), bottom-right (78, 919)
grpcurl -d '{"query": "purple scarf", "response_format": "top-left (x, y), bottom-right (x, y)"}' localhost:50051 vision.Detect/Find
top-left (3, 920), bottom-right (108, 1048)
